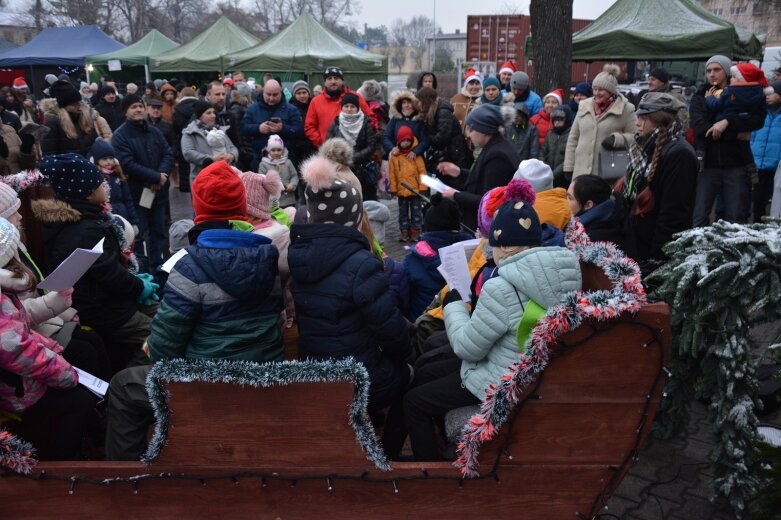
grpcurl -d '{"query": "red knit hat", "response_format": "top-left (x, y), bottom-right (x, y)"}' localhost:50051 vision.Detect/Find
top-left (731, 63), bottom-right (773, 95)
top-left (499, 60), bottom-right (516, 75)
top-left (12, 77), bottom-right (28, 90)
top-left (396, 125), bottom-right (414, 146)
top-left (191, 161), bottom-right (248, 225)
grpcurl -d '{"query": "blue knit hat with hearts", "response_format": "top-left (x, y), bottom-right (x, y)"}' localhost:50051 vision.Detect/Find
top-left (488, 197), bottom-right (542, 247)
top-left (40, 153), bottom-right (104, 200)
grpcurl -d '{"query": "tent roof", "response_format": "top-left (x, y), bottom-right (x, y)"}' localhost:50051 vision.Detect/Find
top-left (87, 29), bottom-right (179, 66)
top-left (151, 17), bottom-right (260, 72)
top-left (572, 0), bottom-right (763, 61)
top-left (0, 25), bottom-right (124, 66)
top-left (226, 12), bottom-right (386, 74)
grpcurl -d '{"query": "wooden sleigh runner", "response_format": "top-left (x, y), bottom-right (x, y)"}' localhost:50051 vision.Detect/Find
top-left (1, 230), bottom-right (670, 519)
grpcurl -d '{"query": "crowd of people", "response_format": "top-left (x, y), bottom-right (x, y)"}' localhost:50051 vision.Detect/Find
top-left (0, 53), bottom-right (779, 462)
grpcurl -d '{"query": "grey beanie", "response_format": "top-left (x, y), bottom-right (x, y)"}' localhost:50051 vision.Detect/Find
top-left (706, 55), bottom-right (732, 76)
top-left (168, 219), bottom-right (194, 253)
top-left (465, 104), bottom-right (504, 135)
top-left (292, 80), bottom-right (311, 96)
top-left (153, 79), bottom-right (164, 90)
top-left (592, 64), bottom-right (620, 94)
top-left (510, 71), bottom-right (529, 90)
top-left (236, 82), bottom-right (252, 98)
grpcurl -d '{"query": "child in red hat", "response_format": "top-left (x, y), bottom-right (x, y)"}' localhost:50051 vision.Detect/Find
top-left (388, 125), bottom-right (427, 242)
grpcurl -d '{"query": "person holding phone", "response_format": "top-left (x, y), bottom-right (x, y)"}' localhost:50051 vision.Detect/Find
top-left (240, 79), bottom-right (302, 171)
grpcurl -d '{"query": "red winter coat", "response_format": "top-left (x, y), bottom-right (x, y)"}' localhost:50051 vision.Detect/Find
top-left (304, 88), bottom-right (376, 148)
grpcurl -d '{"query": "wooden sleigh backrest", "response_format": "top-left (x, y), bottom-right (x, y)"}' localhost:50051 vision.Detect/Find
top-left (479, 302), bottom-right (669, 472)
top-left (153, 381), bottom-right (371, 468)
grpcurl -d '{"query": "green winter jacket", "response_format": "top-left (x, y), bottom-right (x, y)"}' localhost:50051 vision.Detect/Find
top-left (542, 127), bottom-right (571, 181)
top-left (443, 246), bottom-right (581, 400)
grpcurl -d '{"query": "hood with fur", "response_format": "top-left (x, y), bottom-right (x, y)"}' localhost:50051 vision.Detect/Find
top-left (389, 90), bottom-right (419, 120)
top-left (31, 198), bottom-right (81, 224)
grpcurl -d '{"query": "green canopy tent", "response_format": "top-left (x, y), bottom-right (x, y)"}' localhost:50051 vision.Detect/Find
top-left (87, 29), bottom-right (179, 83)
top-left (150, 17), bottom-right (260, 74)
top-left (571, 0), bottom-right (764, 61)
top-left (225, 12), bottom-right (387, 88)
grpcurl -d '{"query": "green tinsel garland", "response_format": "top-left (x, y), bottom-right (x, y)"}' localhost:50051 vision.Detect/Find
top-left (648, 219), bottom-right (781, 517)
top-left (142, 357), bottom-right (390, 471)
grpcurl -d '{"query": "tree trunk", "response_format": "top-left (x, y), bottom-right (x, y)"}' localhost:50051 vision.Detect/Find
top-left (529, 0), bottom-right (573, 93)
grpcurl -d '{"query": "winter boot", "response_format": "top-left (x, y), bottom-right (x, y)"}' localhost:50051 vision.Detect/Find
top-left (399, 229), bottom-right (410, 242)
top-left (410, 228), bottom-right (420, 242)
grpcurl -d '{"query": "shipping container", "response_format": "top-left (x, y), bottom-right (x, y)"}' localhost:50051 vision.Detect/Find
top-left (465, 14), bottom-right (628, 88)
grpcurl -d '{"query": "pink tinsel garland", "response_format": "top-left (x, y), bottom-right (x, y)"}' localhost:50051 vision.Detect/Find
top-left (0, 428), bottom-right (37, 475)
top-left (454, 218), bottom-right (646, 477)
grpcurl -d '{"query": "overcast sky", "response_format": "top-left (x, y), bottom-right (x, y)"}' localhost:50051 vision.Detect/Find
top-left (349, 0), bottom-right (618, 34)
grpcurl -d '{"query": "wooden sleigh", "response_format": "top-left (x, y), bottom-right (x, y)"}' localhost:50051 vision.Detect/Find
top-left (1, 256), bottom-right (670, 519)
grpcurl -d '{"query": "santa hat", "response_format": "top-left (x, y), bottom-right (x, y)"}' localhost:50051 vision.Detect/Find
top-left (499, 60), bottom-right (516, 75)
top-left (464, 67), bottom-right (482, 86)
top-left (730, 63), bottom-right (773, 95)
top-left (543, 88), bottom-right (565, 105)
top-left (12, 77), bottom-right (28, 90)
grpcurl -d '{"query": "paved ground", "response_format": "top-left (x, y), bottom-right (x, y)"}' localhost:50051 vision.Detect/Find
top-left (169, 187), bottom-right (780, 520)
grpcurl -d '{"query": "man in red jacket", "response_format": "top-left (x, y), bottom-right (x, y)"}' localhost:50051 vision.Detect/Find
top-left (304, 66), bottom-right (376, 147)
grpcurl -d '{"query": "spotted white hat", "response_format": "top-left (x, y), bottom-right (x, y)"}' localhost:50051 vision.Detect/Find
top-left (302, 155), bottom-right (363, 228)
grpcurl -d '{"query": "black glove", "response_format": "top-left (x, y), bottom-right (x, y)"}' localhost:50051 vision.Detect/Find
top-left (429, 192), bottom-right (443, 206)
top-left (19, 133), bottom-right (35, 154)
top-left (442, 289), bottom-right (462, 306)
top-left (601, 135), bottom-right (617, 150)
top-left (0, 138), bottom-right (8, 159)
top-left (201, 157), bottom-right (213, 167)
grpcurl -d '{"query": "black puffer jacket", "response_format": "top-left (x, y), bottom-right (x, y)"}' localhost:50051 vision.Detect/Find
top-left (425, 99), bottom-right (469, 169)
top-left (288, 223), bottom-right (412, 411)
top-left (326, 116), bottom-right (377, 169)
top-left (32, 198), bottom-right (143, 333)
top-left (95, 99), bottom-right (125, 131)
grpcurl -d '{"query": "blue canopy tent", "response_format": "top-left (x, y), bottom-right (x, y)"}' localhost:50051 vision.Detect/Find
top-left (0, 25), bottom-right (123, 97)
top-left (0, 25), bottom-right (124, 66)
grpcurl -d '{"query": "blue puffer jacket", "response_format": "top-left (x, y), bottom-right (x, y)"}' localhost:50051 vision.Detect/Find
top-left (444, 246), bottom-right (581, 399)
top-left (288, 223), bottom-right (412, 411)
top-left (106, 175), bottom-right (139, 226)
top-left (240, 98), bottom-right (303, 159)
top-left (112, 120), bottom-right (174, 203)
top-left (750, 107), bottom-right (781, 171)
top-left (403, 230), bottom-right (474, 320)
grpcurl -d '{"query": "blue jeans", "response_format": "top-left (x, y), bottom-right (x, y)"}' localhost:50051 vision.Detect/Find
top-left (398, 196), bottom-right (422, 231)
top-left (692, 166), bottom-right (748, 227)
top-left (135, 198), bottom-right (167, 272)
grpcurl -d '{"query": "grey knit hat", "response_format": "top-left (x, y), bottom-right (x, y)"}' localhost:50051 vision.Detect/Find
top-left (292, 80), bottom-right (311, 96)
top-left (510, 71), bottom-right (529, 90)
top-left (465, 104), bottom-right (504, 135)
top-left (592, 64), bottom-right (620, 94)
top-left (168, 219), bottom-right (194, 254)
top-left (706, 55), bottom-right (732, 76)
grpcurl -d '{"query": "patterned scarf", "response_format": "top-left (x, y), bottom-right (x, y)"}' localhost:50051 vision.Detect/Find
top-left (338, 112), bottom-right (364, 146)
top-left (622, 121), bottom-right (683, 204)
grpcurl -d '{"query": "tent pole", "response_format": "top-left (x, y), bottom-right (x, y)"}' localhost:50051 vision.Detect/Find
top-left (145, 62), bottom-right (150, 84)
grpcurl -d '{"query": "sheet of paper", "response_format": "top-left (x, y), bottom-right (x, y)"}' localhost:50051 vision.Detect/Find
top-left (457, 238), bottom-right (481, 260)
top-left (437, 242), bottom-right (472, 302)
top-left (37, 239), bottom-right (104, 292)
top-left (420, 174), bottom-right (450, 194)
top-left (139, 187), bottom-right (156, 209)
top-left (160, 249), bottom-right (188, 274)
top-left (74, 367), bottom-right (109, 398)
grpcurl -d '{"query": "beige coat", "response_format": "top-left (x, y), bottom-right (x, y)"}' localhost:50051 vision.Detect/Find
top-left (451, 91), bottom-right (481, 131)
top-left (0, 124), bottom-right (37, 175)
top-left (564, 95), bottom-right (636, 177)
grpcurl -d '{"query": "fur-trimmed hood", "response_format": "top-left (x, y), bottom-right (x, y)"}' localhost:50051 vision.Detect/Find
top-left (389, 90), bottom-right (419, 120)
top-left (31, 198), bottom-right (82, 224)
top-left (39, 98), bottom-right (59, 117)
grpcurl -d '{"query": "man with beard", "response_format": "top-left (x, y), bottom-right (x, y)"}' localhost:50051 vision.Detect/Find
top-left (304, 66), bottom-right (376, 148)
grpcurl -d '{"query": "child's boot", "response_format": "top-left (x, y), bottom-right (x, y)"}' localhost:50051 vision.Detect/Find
top-left (410, 228), bottom-right (420, 242)
top-left (399, 229), bottom-right (410, 242)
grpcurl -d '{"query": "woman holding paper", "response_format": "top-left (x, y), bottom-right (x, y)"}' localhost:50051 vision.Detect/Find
top-left (436, 104), bottom-right (520, 234)
top-left (0, 217), bottom-right (98, 460)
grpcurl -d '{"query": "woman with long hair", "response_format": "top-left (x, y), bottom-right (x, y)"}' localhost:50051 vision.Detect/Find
top-left (40, 80), bottom-right (97, 156)
top-left (618, 92), bottom-right (697, 268)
